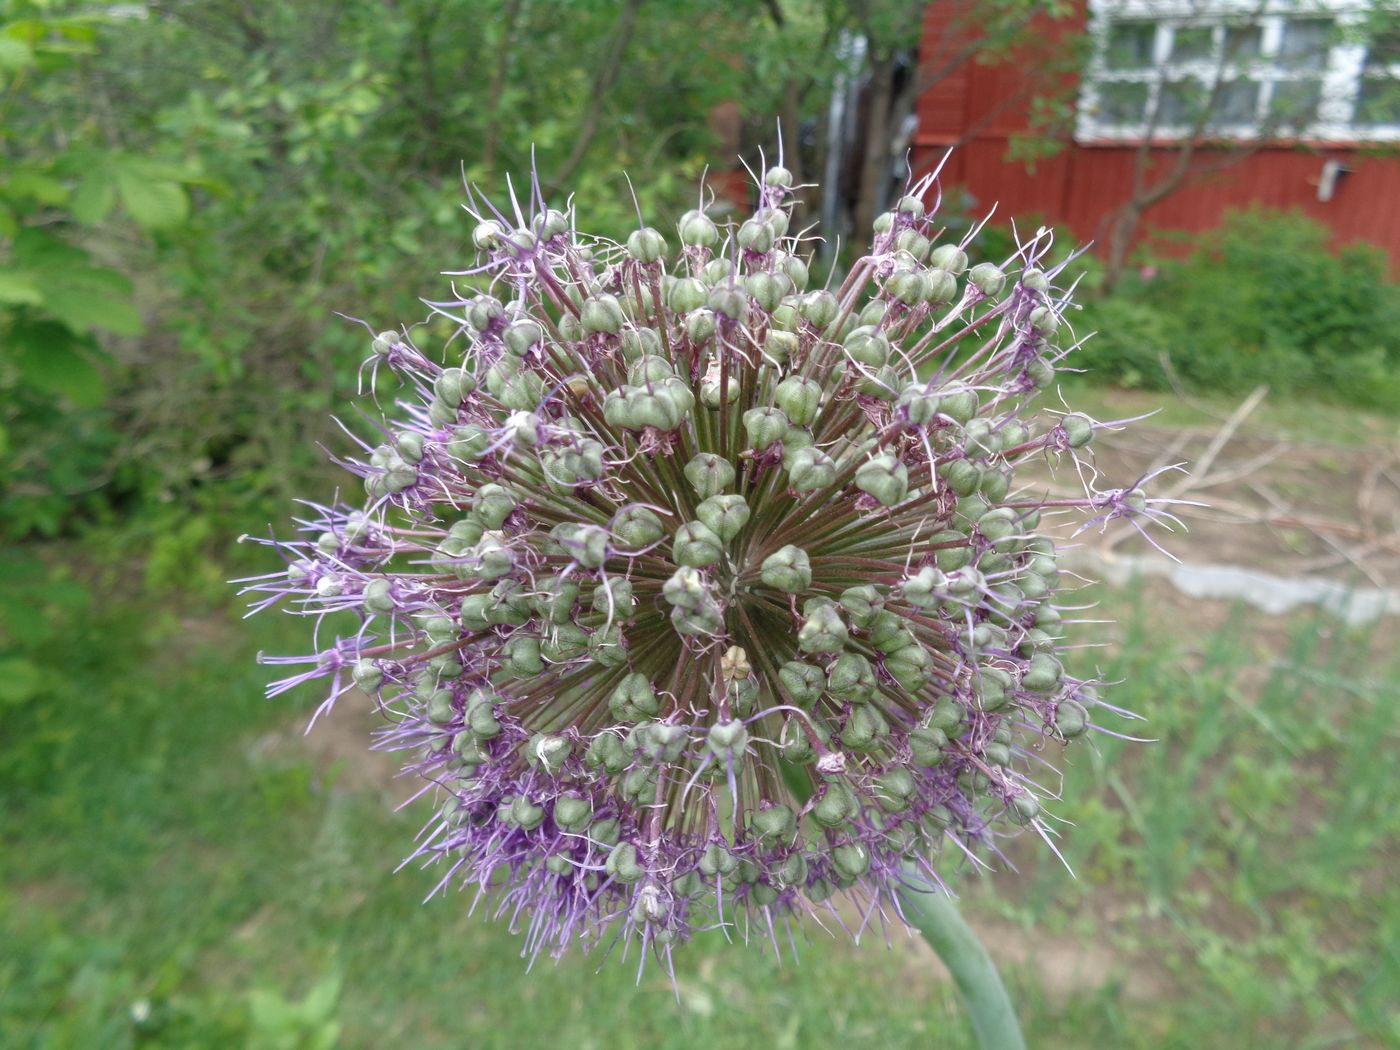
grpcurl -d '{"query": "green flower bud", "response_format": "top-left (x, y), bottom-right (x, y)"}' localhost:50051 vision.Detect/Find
top-left (472, 220), bottom-right (503, 250)
top-left (855, 453), bottom-right (909, 506)
top-left (662, 566), bottom-right (706, 609)
top-left (976, 666), bottom-right (1014, 711)
top-left (769, 661), bottom-right (821, 708)
top-left (351, 659), bottom-right (384, 692)
top-left (581, 294), bottom-right (626, 335)
top-left (585, 732), bottom-right (629, 774)
top-left (686, 307), bottom-right (718, 344)
top-left (840, 704), bottom-right (888, 750)
top-left (619, 327), bottom-right (662, 362)
top-left (929, 243), bottom-right (968, 274)
top-left (667, 276), bottom-right (708, 313)
top-left (708, 283), bottom-right (748, 320)
top-left (446, 424), bottom-right (490, 463)
top-left (743, 406), bottom-right (789, 449)
top-left (838, 585), bottom-right (884, 629)
top-left (897, 384), bottom-right (939, 425)
top-left (591, 816), bottom-right (623, 848)
top-left (468, 700), bottom-right (501, 739)
top-left (605, 842), bottom-right (646, 884)
top-left (780, 717), bottom-right (815, 763)
top-left (885, 643), bottom-right (933, 691)
top-left (760, 545), bottom-right (811, 592)
top-left (631, 357), bottom-right (675, 390)
top-left (523, 733), bottom-right (571, 778)
top-left (626, 226), bottom-right (667, 263)
top-left (942, 458), bottom-right (982, 497)
top-left (774, 376), bottom-right (822, 426)
top-left (925, 268), bottom-right (959, 305)
top-left (764, 329), bottom-right (798, 365)
top-left (541, 623), bottom-right (590, 665)
top-left (895, 228), bottom-right (930, 261)
top-left (473, 483), bottom-right (516, 528)
top-left (844, 326), bottom-right (890, 368)
top-left (901, 571), bottom-right (946, 613)
top-left (940, 386), bottom-right (980, 425)
top-left (812, 780), bottom-right (859, 828)
top-left (750, 803), bottom-right (796, 844)
top-left (1009, 793), bottom-right (1041, 826)
top-left (798, 600), bottom-right (847, 654)
top-left (832, 842), bottom-right (871, 879)
top-left (372, 330), bottom-right (400, 355)
top-left (673, 521), bottom-right (724, 567)
top-left (786, 446), bottom-right (836, 492)
top-left (828, 652), bottom-right (876, 703)
top-left (612, 505), bottom-right (665, 549)
top-left (702, 258), bottom-right (732, 285)
top-left (684, 453), bottom-right (734, 499)
top-left (671, 596), bottom-right (724, 636)
top-left (872, 212), bottom-right (895, 234)
top-left (801, 290), bottom-right (839, 328)
top-left (1056, 699), bottom-right (1089, 737)
top-left (1021, 652), bottom-right (1062, 693)
top-left (745, 271), bottom-right (785, 312)
top-left (984, 741), bottom-right (1012, 767)
top-left (505, 634), bottom-right (543, 676)
top-left (473, 533), bottom-right (514, 579)
top-left (553, 793), bottom-right (593, 832)
top-left (1061, 413), bottom-right (1093, 448)
top-left (737, 218), bottom-right (775, 254)
top-left (885, 269), bottom-right (927, 305)
top-left (699, 842), bottom-right (738, 878)
top-left (434, 367), bottom-right (476, 406)
top-left (424, 687), bottom-right (456, 724)
top-left (968, 262), bottom-right (1006, 297)
top-left (875, 768), bottom-right (916, 812)
top-left (609, 672), bottom-right (659, 722)
top-left (765, 165), bottom-right (793, 187)
top-left (510, 796), bottom-right (546, 830)
top-left (909, 725), bottom-right (949, 766)
top-left (678, 209), bottom-right (719, 248)
top-left (630, 721), bottom-right (687, 764)
top-left (592, 578), bottom-right (635, 618)
top-left (697, 494), bottom-right (749, 542)
top-left (1028, 305), bottom-right (1059, 337)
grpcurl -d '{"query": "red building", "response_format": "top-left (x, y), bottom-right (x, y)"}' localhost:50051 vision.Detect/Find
top-left (913, 0), bottom-right (1400, 265)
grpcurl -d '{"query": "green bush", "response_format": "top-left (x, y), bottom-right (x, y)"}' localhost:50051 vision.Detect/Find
top-left (1078, 208), bottom-right (1400, 411)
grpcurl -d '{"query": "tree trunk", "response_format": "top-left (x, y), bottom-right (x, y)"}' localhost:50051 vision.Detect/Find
top-left (852, 53), bottom-right (896, 245)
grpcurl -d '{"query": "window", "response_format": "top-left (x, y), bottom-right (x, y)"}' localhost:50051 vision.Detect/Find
top-left (1080, 1), bottom-right (1400, 142)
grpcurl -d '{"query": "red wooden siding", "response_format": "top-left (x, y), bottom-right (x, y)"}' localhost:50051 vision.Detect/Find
top-left (912, 1), bottom-right (1400, 265)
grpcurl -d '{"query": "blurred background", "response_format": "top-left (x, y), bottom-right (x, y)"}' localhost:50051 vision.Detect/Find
top-left (3, 0), bottom-right (1399, 1046)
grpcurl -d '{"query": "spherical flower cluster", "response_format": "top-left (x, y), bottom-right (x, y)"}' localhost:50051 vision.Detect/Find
top-left (243, 159), bottom-right (1172, 970)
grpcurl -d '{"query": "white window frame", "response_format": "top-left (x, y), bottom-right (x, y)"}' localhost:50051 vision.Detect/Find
top-left (1078, 0), bottom-right (1397, 143)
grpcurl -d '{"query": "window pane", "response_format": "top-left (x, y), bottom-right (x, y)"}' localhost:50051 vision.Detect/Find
top-left (1158, 78), bottom-right (1206, 125)
top-left (1363, 28), bottom-right (1400, 71)
top-left (1096, 81), bottom-right (1150, 123)
top-left (1171, 25), bottom-right (1214, 62)
top-left (1269, 80), bottom-right (1322, 128)
top-left (1356, 77), bottom-right (1400, 126)
top-left (1224, 24), bottom-right (1262, 62)
top-left (1214, 79), bottom-right (1260, 125)
top-left (1279, 19), bottom-right (1333, 71)
top-left (1106, 22), bottom-right (1155, 70)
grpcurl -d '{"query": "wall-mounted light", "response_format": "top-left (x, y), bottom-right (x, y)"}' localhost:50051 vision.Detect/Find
top-left (1315, 159), bottom-right (1352, 203)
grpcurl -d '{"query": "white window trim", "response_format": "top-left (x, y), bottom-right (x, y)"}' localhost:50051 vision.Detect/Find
top-left (1078, 0), bottom-right (1398, 143)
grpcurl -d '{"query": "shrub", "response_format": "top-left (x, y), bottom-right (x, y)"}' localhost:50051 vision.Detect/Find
top-left (1078, 208), bottom-right (1400, 411)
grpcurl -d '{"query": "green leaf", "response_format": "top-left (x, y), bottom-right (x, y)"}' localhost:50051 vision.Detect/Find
top-left (0, 270), bottom-right (43, 305)
top-left (3, 171), bottom-right (68, 206)
top-left (0, 657), bottom-right (42, 708)
top-left (9, 321), bottom-right (106, 406)
top-left (115, 170), bottom-right (188, 229)
top-left (42, 287), bottom-right (143, 337)
top-left (0, 36), bottom-right (32, 71)
top-left (71, 172), bottom-right (116, 225)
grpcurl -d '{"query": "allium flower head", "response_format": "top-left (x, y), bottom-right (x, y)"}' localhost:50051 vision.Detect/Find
top-left (243, 155), bottom-right (1174, 970)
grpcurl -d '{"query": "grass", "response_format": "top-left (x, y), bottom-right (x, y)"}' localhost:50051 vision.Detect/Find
top-left (2, 549), bottom-right (1398, 1049)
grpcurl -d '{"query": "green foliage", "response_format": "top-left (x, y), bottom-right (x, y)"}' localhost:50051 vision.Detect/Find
top-left (1079, 209), bottom-right (1400, 411)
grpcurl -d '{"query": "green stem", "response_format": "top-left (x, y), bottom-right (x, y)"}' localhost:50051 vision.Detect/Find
top-left (897, 861), bottom-right (1026, 1050)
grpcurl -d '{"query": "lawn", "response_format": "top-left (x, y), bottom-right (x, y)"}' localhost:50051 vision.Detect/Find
top-left (3, 542), bottom-right (1396, 1049)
